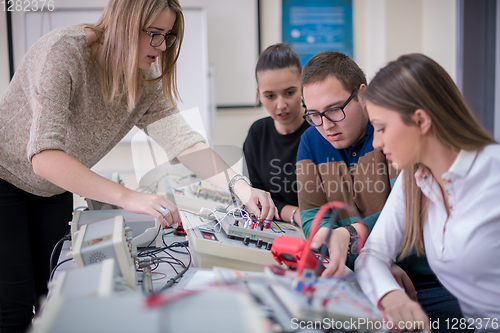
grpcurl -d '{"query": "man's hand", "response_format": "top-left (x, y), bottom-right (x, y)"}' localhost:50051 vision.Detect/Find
top-left (310, 227), bottom-right (350, 277)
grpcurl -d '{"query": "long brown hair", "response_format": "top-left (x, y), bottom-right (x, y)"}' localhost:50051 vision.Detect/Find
top-left (363, 53), bottom-right (495, 256)
top-left (87, 0), bottom-right (184, 110)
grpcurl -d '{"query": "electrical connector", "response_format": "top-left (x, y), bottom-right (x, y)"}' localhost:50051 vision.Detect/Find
top-left (215, 206), bottom-right (227, 213)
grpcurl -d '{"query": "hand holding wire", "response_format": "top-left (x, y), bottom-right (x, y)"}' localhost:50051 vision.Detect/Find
top-left (120, 191), bottom-right (180, 228)
top-left (232, 180), bottom-right (279, 221)
top-left (311, 227), bottom-right (350, 277)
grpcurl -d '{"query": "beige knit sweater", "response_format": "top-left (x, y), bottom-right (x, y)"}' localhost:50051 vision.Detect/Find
top-left (0, 26), bottom-right (204, 197)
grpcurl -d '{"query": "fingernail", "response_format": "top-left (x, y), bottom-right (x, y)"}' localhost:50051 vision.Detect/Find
top-left (311, 242), bottom-right (318, 248)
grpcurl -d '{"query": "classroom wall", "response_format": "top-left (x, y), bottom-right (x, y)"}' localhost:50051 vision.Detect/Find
top-left (353, 0), bottom-right (456, 81)
top-left (0, 1), bottom-right (458, 104)
top-left (0, 12), bottom-right (9, 95)
top-left (0, 1), bottom-right (484, 206)
top-left (215, 0), bottom-right (458, 152)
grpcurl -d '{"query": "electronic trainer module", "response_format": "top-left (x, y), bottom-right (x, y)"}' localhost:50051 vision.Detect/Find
top-left (181, 207), bottom-right (304, 271)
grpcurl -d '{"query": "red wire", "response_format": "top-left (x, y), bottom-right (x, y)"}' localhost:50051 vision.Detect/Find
top-left (152, 272), bottom-right (167, 281)
top-left (297, 201), bottom-right (366, 276)
top-left (294, 201), bottom-right (386, 321)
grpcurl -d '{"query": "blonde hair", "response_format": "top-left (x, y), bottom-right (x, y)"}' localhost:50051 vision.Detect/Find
top-left (87, 0), bottom-right (184, 110)
top-left (363, 53), bottom-right (496, 256)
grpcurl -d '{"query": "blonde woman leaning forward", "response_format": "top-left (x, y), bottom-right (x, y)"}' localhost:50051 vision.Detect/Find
top-left (0, 1), bottom-right (277, 331)
top-left (355, 53), bottom-right (500, 332)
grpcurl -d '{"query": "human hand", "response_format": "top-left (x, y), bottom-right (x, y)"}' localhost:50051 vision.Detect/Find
top-left (233, 180), bottom-right (279, 221)
top-left (121, 191), bottom-right (181, 228)
top-left (380, 290), bottom-right (430, 332)
top-left (310, 227), bottom-right (350, 277)
top-left (391, 263), bottom-right (418, 301)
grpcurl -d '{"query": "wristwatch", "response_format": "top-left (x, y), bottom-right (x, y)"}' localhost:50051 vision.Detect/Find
top-left (342, 224), bottom-right (359, 255)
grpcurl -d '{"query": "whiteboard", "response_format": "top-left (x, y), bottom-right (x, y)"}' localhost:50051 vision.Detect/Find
top-left (175, 0), bottom-right (260, 107)
top-left (10, 5), bottom-right (213, 144)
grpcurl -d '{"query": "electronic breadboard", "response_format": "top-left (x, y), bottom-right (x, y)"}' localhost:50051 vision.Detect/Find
top-left (181, 211), bottom-right (302, 271)
top-left (212, 266), bottom-right (385, 333)
top-left (181, 209), bottom-right (304, 272)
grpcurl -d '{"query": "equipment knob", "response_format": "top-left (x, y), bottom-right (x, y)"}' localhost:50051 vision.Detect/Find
top-left (243, 236), bottom-right (250, 246)
top-left (265, 242), bottom-right (272, 250)
top-left (256, 239), bottom-right (263, 248)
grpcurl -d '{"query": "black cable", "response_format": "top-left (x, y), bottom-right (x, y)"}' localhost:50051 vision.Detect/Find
top-left (136, 232), bottom-right (191, 291)
top-left (168, 248), bottom-right (189, 255)
top-left (158, 251), bottom-right (185, 273)
top-left (159, 244), bottom-right (192, 292)
top-left (50, 234), bottom-right (71, 274)
top-left (49, 259), bottom-right (72, 281)
top-left (137, 225), bottom-right (163, 256)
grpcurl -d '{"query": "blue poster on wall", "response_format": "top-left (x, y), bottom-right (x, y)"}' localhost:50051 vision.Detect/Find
top-left (282, 0), bottom-right (353, 66)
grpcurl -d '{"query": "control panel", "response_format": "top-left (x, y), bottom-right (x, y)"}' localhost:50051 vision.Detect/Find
top-left (181, 209), bottom-right (303, 272)
top-left (67, 215), bottom-right (138, 290)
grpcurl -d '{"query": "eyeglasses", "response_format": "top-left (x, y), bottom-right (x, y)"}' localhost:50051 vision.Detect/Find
top-left (303, 89), bottom-right (358, 127)
top-left (143, 29), bottom-right (177, 48)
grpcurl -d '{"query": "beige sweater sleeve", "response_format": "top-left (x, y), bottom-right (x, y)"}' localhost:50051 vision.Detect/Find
top-left (25, 34), bottom-right (78, 162)
top-left (136, 83), bottom-right (205, 164)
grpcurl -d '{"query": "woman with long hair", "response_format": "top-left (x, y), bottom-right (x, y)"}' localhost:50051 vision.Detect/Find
top-left (0, 1), bottom-right (276, 331)
top-left (356, 53), bottom-right (499, 331)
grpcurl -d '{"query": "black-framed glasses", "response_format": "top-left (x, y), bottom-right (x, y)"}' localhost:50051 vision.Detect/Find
top-left (143, 29), bottom-right (177, 48)
top-left (303, 89), bottom-right (358, 127)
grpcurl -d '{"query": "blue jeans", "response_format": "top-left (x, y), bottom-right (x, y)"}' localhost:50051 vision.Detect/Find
top-left (417, 283), bottom-right (474, 333)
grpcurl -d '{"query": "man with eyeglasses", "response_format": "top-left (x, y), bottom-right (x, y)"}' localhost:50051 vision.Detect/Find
top-left (295, 52), bottom-right (466, 332)
top-left (296, 51), bottom-right (398, 278)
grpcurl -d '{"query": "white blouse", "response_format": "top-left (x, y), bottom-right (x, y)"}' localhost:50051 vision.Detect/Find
top-left (355, 145), bottom-right (500, 323)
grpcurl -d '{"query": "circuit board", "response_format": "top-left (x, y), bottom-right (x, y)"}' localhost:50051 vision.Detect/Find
top-left (181, 208), bottom-right (303, 272)
top-left (212, 266), bottom-right (385, 332)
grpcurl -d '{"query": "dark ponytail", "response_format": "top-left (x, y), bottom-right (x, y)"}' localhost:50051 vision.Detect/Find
top-left (255, 43), bottom-right (302, 80)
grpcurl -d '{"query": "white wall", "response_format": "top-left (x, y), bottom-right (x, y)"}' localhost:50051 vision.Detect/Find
top-left (216, 0), bottom-right (458, 153)
top-left (354, 0), bottom-right (387, 80)
top-left (180, 0), bottom-right (259, 107)
top-left (353, 0), bottom-right (456, 81)
top-left (0, 1), bottom-right (460, 148)
top-left (0, 1), bottom-right (464, 204)
top-left (0, 12), bottom-right (10, 95)
top-left (421, 0), bottom-right (457, 80)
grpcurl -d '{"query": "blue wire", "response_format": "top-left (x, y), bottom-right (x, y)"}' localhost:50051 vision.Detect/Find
top-left (268, 224), bottom-right (278, 233)
top-left (273, 222), bottom-right (285, 233)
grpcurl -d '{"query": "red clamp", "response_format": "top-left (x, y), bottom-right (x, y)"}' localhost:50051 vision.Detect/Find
top-left (270, 236), bottom-right (323, 273)
top-left (173, 221), bottom-right (186, 236)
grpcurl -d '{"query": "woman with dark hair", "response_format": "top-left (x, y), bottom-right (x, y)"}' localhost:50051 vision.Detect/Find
top-left (356, 53), bottom-right (499, 331)
top-left (243, 44), bottom-right (310, 225)
top-left (0, 1), bottom-right (277, 331)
